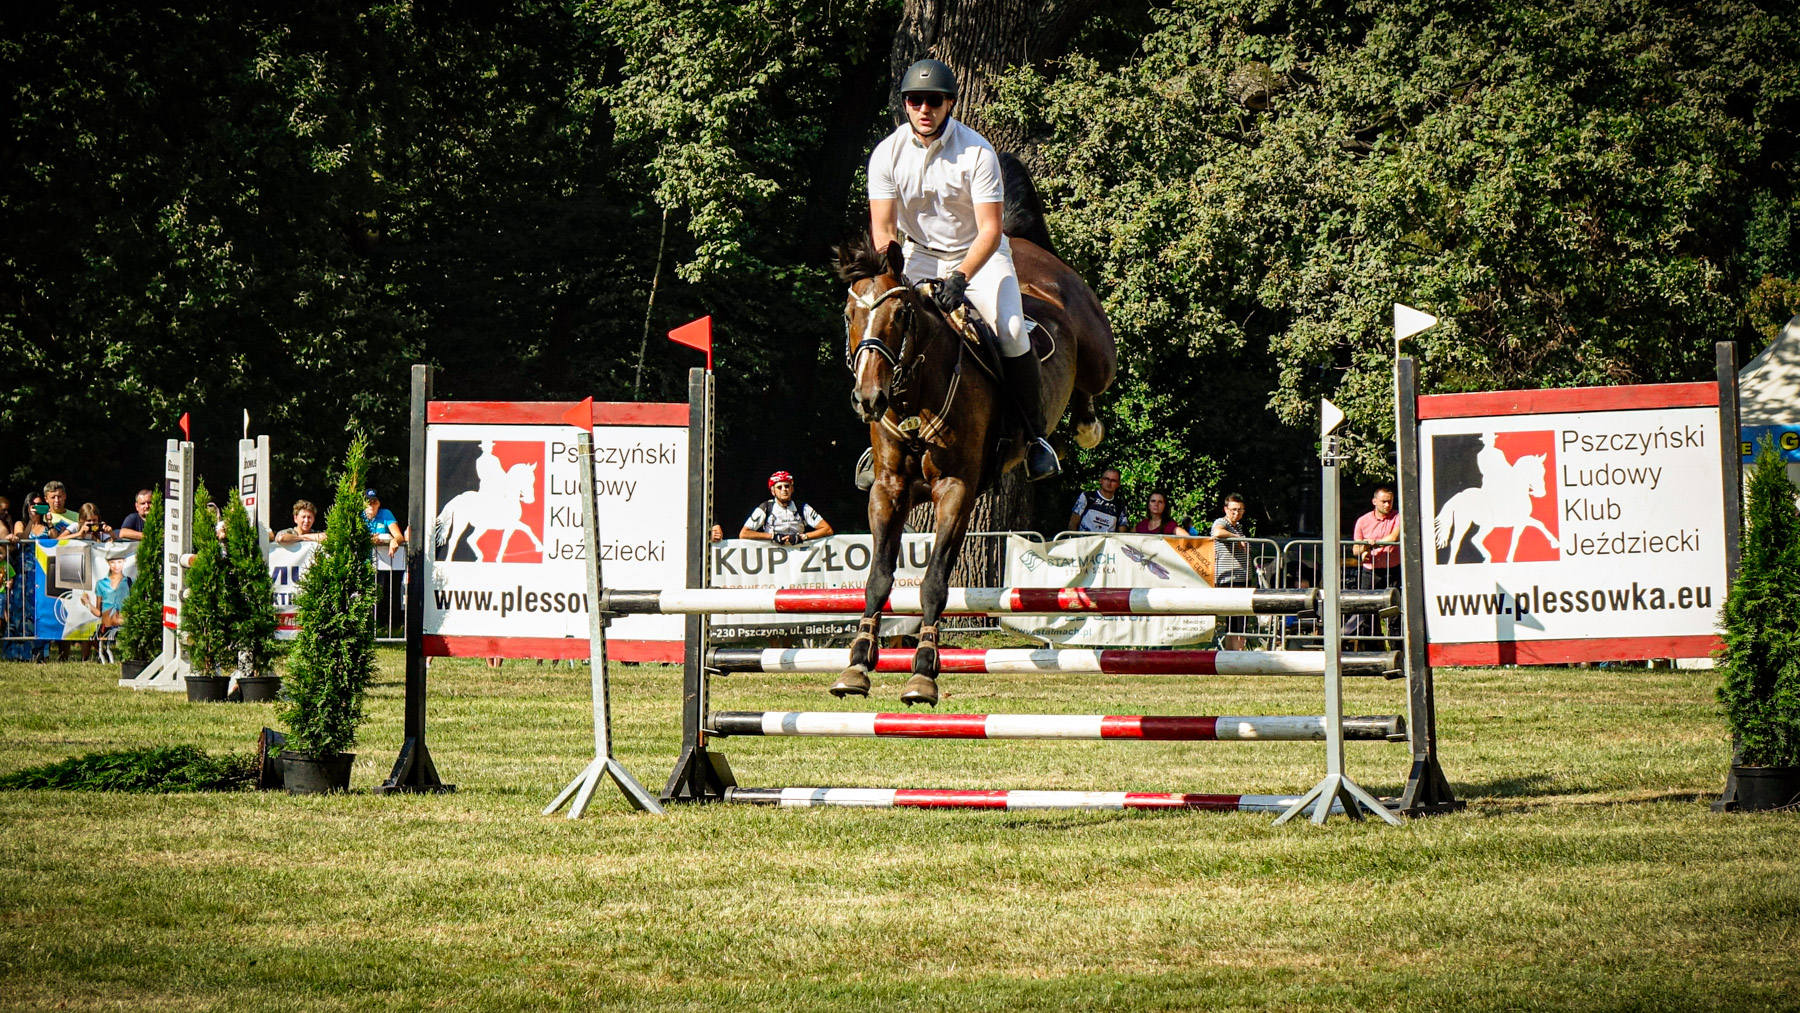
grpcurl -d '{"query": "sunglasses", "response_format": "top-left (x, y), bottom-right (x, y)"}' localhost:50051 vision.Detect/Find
top-left (903, 92), bottom-right (947, 109)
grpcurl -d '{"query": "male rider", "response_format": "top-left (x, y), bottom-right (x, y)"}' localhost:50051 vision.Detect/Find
top-left (865, 58), bottom-right (1060, 482)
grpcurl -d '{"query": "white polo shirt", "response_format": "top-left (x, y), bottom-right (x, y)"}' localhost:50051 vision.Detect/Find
top-left (867, 118), bottom-right (1005, 256)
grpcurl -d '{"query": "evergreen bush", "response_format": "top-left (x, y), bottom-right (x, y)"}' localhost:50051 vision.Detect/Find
top-left (181, 478), bottom-right (231, 675)
top-left (1717, 436), bottom-right (1800, 767)
top-left (116, 491), bottom-right (164, 662)
top-left (279, 436), bottom-right (377, 758)
top-left (0, 745), bottom-right (256, 792)
top-left (222, 489), bottom-right (279, 677)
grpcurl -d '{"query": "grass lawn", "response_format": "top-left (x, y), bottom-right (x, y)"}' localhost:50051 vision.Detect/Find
top-left (1, 650), bottom-right (1796, 1011)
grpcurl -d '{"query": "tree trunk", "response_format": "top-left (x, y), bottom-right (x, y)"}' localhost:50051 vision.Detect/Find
top-left (888, 0), bottom-right (1104, 154)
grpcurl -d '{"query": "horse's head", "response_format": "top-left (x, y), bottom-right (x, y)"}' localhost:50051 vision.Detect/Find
top-left (508, 461), bottom-right (538, 504)
top-left (1519, 454), bottom-right (1547, 497)
top-left (836, 236), bottom-right (924, 423)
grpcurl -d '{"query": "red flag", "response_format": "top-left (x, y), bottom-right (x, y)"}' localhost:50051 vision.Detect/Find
top-left (668, 315), bottom-right (713, 372)
top-left (179, 412), bottom-right (190, 441)
top-left (560, 397), bottom-right (595, 432)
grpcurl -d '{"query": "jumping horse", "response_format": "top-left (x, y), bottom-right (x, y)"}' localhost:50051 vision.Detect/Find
top-left (832, 159), bottom-right (1118, 706)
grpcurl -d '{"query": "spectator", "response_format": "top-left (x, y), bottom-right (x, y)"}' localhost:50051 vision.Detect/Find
top-left (364, 490), bottom-right (405, 633)
top-left (74, 502), bottom-right (114, 542)
top-left (275, 500), bottom-right (326, 544)
top-left (1066, 467), bottom-right (1128, 532)
top-left (118, 488), bottom-right (155, 541)
top-left (1210, 492), bottom-right (1252, 649)
top-left (1131, 489), bottom-right (1189, 535)
top-left (0, 497), bottom-right (19, 541)
top-left (363, 490), bottom-right (403, 548)
top-left (1346, 484), bottom-right (1403, 644)
top-left (739, 471), bottom-right (833, 545)
top-left (710, 524), bottom-right (725, 543)
top-left (34, 482), bottom-right (79, 538)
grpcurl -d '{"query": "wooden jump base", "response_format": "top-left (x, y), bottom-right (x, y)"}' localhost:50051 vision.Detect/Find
top-left (707, 647), bottom-right (1402, 677)
top-left (708, 711), bottom-right (1408, 741)
top-left (609, 586), bottom-right (1397, 617)
top-left (724, 786), bottom-right (1357, 813)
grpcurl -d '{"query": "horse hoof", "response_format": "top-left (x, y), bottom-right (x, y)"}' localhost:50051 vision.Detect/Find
top-left (899, 674), bottom-right (938, 707)
top-left (829, 670), bottom-right (871, 698)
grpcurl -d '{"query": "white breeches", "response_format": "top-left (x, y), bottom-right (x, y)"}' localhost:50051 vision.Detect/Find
top-left (902, 239), bottom-right (1029, 356)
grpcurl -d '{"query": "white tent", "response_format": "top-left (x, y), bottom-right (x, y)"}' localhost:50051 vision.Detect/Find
top-left (1737, 312), bottom-right (1800, 488)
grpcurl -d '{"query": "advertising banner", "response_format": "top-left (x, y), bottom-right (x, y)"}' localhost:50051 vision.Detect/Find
top-left (26, 540), bottom-right (138, 641)
top-left (268, 541), bottom-right (319, 640)
top-left (1001, 534), bottom-right (1218, 646)
top-left (707, 535), bottom-right (931, 640)
top-left (1418, 393), bottom-right (1729, 663)
top-left (420, 405), bottom-right (688, 659)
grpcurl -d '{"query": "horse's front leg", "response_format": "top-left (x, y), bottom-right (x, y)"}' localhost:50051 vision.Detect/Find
top-left (901, 477), bottom-right (974, 707)
top-left (831, 456), bottom-right (910, 698)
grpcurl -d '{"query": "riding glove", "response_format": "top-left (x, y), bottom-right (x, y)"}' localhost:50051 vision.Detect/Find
top-left (775, 532), bottom-right (804, 546)
top-left (934, 271), bottom-right (969, 313)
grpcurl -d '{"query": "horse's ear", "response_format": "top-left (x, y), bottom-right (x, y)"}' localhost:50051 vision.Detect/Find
top-left (883, 241), bottom-right (907, 281)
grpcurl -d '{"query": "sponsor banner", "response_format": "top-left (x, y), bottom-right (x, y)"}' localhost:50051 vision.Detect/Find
top-left (1419, 407), bottom-right (1728, 652)
top-left (707, 536), bottom-right (929, 640)
top-left (422, 421), bottom-right (687, 647)
top-left (1740, 424), bottom-right (1800, 462)
top-left (268, 541), bottom-right (319, 640)
top-left (26, 540), bottom-right (138, 641)
top-left (1001, 535), bottom-right (1217, 646)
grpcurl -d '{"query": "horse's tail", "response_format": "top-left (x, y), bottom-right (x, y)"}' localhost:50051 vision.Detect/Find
top-left (433, 498), bottom-right (459, 547)
top-left (1432, 497), bottom-right (1457, 549)
top-left (1000, 152), bottom-right (1059, 259)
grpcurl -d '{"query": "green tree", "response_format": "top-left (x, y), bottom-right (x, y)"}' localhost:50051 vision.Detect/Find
top-left (180, 480), bottom-right (230, 675)
top-left (279, 436), bottom-right (376, 758)
top-left (1717, 437), bottom-right (1800, 767)
top-left (221, 489), bottom-right (279, 678)
top-left (116, 491), bottom-right (164, 663)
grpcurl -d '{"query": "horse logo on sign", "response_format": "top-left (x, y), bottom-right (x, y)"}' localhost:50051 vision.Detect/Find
top-left (1432, 431), bottom-right (1561, 564)
top-left (433, 440), bottom-right (546, 563)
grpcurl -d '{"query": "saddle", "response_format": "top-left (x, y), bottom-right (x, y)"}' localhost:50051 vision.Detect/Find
top-left (944, 297), bottom-right (1055, 386)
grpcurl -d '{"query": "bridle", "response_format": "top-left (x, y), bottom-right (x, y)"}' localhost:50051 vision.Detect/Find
top-left (845, 278), bottom-right (925, 396)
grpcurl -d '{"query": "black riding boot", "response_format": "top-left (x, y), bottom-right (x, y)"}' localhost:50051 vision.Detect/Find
top-left (1001, 349), bottom-right (1062, 482)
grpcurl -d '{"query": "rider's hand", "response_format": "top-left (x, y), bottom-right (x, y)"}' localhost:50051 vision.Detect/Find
top-left (934, 271), bottom-right (969, 313)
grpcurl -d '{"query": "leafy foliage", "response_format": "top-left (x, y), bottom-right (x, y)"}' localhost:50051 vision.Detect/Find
top-left (1717, 437), bottom-right (1800, 767)
top-left (222, 489), bottom-right (279, 676)
top-left (279, 436), bottom-right (376, 758)
top-left (0, 745), bottom-right (255, 792)
top-left (116, 491), bottom-right (164, 662)
top-left (180, 479), bottom-right (230, 675)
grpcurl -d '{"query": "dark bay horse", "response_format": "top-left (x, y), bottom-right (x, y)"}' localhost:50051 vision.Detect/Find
top-left (831, 232), bottom-right (1117, 705)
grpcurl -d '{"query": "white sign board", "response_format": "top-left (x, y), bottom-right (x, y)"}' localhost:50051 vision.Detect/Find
top-left (707, 535), bottom-right (931, 640)
top-left (1002, 534), bottom-right (1218, 646)
top-left (420, 403), bottom-right (688, 660)
top-left (1416, 385), bottom-right (1729, 664)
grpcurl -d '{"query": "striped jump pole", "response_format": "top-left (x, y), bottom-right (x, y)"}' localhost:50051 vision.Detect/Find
top-left (606, 586), bottom-right (1397, 616)
top-left (709, 711), bottom-right (1407, 741)
top-left (725, 786), bottom-right (1355, 814)
top-left (706, 647), bottom-right (1402, 678)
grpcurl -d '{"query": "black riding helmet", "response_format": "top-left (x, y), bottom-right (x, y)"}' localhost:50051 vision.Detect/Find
top-left (898, 58), bottom-right (957, 97)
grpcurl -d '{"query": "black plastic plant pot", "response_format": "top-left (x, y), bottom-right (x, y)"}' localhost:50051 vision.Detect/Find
top-left (1732, 765), bottom-right (1800, 811)
top-left (184, 675), bottom-right (230, 703)
top-left (120, 660), bottom-right (149, 682)
top-left (237, 676), bottom-right (282, 703)
top-left (280, 751), bottom-right (354, 795)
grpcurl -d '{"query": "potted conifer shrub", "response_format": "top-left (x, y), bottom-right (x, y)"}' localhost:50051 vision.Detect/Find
top-left (222, 490), bottom-right (282, 702)
top-left (278, 437), bottom-right (377, 794)
top-left (1716, 436), bottom-right (1800, 810)
top-left (181, 479), bottom-right (233, 702)
top-left (116, 491), bottom-right (164, 680)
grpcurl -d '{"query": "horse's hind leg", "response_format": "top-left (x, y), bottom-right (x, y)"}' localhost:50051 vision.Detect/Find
top-left (833, 465), bottom-right (909, 697)
top-left (1070, 389), bottom-right (1105, 450)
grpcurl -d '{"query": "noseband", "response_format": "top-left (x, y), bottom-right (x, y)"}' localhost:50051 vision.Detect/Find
top-left (845, 281), bottom-right (922, 393)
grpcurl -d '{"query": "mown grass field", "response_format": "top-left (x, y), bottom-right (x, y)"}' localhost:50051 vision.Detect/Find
top-left (2, 650), bottom-right (1796, 1011)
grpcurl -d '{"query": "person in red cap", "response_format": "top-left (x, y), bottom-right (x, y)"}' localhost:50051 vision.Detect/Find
top-left (739, 471), bottom-right (833, 545)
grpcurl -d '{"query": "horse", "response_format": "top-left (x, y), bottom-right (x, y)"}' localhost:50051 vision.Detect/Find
top-left (832, 223), bottom-right (1118, 706)
top-left (433, 461), bottom-right (544, 563)
top-left (1432, 453), bottom-right (1559, 563)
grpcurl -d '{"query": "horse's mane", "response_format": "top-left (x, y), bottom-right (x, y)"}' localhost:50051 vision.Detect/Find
top-left (833, 234), bottom-right (890, 284)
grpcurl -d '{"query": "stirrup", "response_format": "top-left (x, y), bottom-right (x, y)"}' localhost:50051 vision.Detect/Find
top-left (1025, 437), bottom-right (1062, 482)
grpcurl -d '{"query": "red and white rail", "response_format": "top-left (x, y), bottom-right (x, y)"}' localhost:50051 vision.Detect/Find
top-left (709, 711), bottom-right (1405, 741)
top-left (725, 786), bottom-right (1356, 813)
top-left (707, 647), bottom-right (1400, 677)
top-left (602, 586), bottom-right (1392, 616)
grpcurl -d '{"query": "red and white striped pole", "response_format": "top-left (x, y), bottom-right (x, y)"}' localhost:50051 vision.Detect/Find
top-left (604, 586), bottom-right (1398, 616)
top-left (706, 647), bottom-right (1400, 677)
top-left (725, 786), bottom-right (1349, 814)
top-left (709, 711), bottom-right (1406, 741)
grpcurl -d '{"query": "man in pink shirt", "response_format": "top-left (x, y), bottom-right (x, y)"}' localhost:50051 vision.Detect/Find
top-left (1347, 485), bottom-right (1402, 643)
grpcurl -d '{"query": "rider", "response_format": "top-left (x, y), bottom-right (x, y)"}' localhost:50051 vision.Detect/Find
top-left (865, 58), bottom-right (1061, 482)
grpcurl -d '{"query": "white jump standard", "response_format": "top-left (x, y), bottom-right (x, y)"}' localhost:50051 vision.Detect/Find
top-left (707, 647), bottom-right (1402, 677)
top-left (709, 711), bottom-right (1407, 741)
